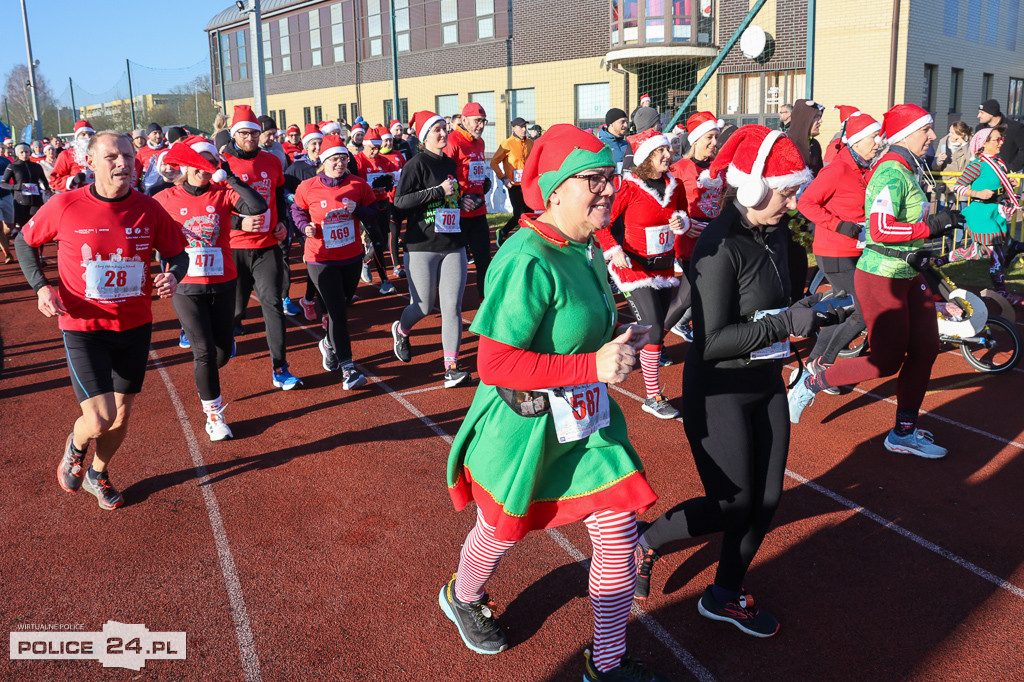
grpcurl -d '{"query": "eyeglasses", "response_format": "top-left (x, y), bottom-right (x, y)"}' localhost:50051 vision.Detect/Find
top-left (568, 172), bottom-right (621, 194)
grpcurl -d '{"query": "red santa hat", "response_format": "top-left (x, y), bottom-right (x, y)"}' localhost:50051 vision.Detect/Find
top-left (162, 142), bottom-right (218, 174)
top-left (882, 103), bottom-right (932, 145)
top-left (640, 93), bottom-right (651, 104)
top-left (73, 120), bottom-right (94, 136)
top-left (706, 125), bottom-right (812, 193)
top-left (376, 124), bottom-right (393, 140)
top-left (834, 105), bottom-right (882, 145)
top-left (626, 128), bottom-right (670, 168)
top-left (230, 105), bottom-right (260, 136)
top-left (462, 102), bottom-right (486, 118)
top-left (302, 123), bottom-right (323, 147)
top-left (318, 134), bottom-right (348, 162)
top-left (411, 110), bottom-right (445, 140)
top-left (286, 124), bottom-right (300, 135)
top-left (389, 119), bottom-right (403, 134)
top-left (321, 120), bottom-right (342, 135)
top-left (183, 134), bottom-right (221, 161)
top-left (364, 126), bottom-right (382, 146)
top-left (349, 123), bottom-right (366, 135)
top-left (686, 111), bottom-right (723, 145)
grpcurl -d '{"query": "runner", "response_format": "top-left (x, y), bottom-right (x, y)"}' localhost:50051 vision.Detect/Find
top-left (1, 143), bottom-right (52, 230)
top-left (797, 106), bottom-right (882, 390)
top-left (595, 128), bottom-right (690, 419)
top-left (489, 116), bottom-right (533, 247)
top-left (353, 126), bottom-right (397, 294)
top-left (135, 123), bottom-right (166, 173)
top-left (221, 104), bottom-right (303, 390)
top-left (444, 102), bottom-right (492, 299)
top-left (154, 138), bottom-right (268, 440)
top-left (282, 124), bottom-right (304, 160)
top-left (787, 104), bottom-right (964, 458)
top-left (15, 131), bottom-right (188, 509)
top-left (391, 110), bottom-right (470, 388)
top-left (48, 121), bottom-right (96, 192)
top-left (380, 125), bottom-right (408, 277)
top-left (290, 135), bottom-right (379, 389)
top-left (439, 123), bottom-right (669, 682)
top-left (633, 126), bottom-right (816, 637)
top-left (284, 123), bottom-right (325, 320)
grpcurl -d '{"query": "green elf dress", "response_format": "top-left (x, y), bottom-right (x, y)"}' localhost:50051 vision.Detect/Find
top-left (957, 154), bottom-right (1020, 246)
top-left (447, 215), bottom-right (658, 541)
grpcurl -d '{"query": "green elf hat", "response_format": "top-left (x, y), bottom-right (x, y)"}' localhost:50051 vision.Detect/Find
top-left (522, 123), bottom-right (615, 210)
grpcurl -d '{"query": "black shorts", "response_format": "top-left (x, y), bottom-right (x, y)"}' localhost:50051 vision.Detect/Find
top-left (62, 323), bottom-right (152, 403)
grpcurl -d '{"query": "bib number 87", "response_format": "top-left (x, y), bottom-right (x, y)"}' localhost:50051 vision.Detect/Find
top-left (105, 270), bottom-right (128, 287)
top-left (570, 388), bottom-right (600, 421)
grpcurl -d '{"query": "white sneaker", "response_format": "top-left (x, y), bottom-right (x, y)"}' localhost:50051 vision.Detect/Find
top-left (884, 428), bottom-right (947, 459)
top-left (205, 412), bottom-right (233, 441)
top-left (360, 263), bottom-right (373, 283)
top-left (379, 281), bottom-right (397, 295)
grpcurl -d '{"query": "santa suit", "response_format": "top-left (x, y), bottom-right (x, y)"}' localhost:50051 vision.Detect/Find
top-left (670, 157), bottom-right (722, 262)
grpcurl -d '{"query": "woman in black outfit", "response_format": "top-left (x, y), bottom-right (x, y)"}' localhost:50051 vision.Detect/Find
top-left (1, 144), bottom-right (50, 227)
top-left (633, 126), bottom-right (820, 638)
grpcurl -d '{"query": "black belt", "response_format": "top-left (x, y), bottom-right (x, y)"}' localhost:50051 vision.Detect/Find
top-left (495, 386), bottom-right (551, 417)
top-left (623, 247), bottom-right (675, 272)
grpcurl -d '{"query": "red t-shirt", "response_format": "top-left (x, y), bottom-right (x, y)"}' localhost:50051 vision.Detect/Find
top-left (153, 184), bottom-right (241, 285)
top-left (443, 126), bottom-right (488, 218)
top-left (21, 187), bottom-right (187, 332)
top-left (355, 152), bottom-right (398, 202)
top-left (293, 174), bottom-right (376, 263)
top-left (135, 144), bottom-right (166, 173)
top-left (224, 150), bottom-right (284, 250)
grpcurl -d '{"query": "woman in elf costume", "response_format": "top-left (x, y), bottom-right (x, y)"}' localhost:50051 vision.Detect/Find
top-left (953, 126), bottom-right (1024, 292)
top-left (439, 124), bottom-right (668, 682)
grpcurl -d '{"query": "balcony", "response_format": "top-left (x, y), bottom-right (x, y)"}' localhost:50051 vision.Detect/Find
top-left (607, 0), bottom-right (718, 66)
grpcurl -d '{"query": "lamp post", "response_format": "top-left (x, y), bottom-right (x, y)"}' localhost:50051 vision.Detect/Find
top-left (20, 0), bottom-right (43, 140)
top-left (237, 0), bottom-right (267, 116)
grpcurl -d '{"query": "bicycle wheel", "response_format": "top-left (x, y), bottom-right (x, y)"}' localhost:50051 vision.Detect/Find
top-left (960, 315), bottom-right (1022, 373)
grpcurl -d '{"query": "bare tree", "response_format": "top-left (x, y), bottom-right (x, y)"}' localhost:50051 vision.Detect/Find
top-left (3, 64), bottom-right (61, 139)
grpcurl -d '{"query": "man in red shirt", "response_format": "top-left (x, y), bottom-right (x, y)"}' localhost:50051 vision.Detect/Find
top-left (222, 104), bottom-right (302, 389)
top-left (135, 122), bottom-right (166, 172)
top-left (16, 131), bottom-right (188, 510)
top-left (443, 102), bottom-right (492, 298)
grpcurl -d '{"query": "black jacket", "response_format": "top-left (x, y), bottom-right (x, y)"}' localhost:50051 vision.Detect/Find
top-left (999, 116), bottom-right (1024, 172)
top-left (1, 159), bottom-right (50, 206)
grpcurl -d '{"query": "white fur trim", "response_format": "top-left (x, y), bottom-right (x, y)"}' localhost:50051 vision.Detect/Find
top-left (66, 176), bottom-right (76, 190)
top-left (607, 266), bottom-right (679, 292)
top-left (230, 121), bottom-right (260, 136)
top-left (887, 113), bottom-right (933, 145)
top-left (417, 115), bottom-right (444, 140)
top-left (633, 134), bottom-right (670, 168)
top-left (321, 122), bottom-right (341, 134)
top-left (367, 138), bottom-right (382, 146)
top-left (75, 126), bottom-right (94, 136)
top-left (844, 121), bottom-right (882, 145)
top-left (190, 141), bottom-right (220, 161)
top-left (624, 171), bottom-right (679, 208)
top-left (602, 244), bottom-right (624, 260)
top-left (670, 210), bottom-right (690, 235)
top-left (211, 169), bottom-right (227, 183)
top-left (697, 168), bottom-right (723, 189)
top-left (687, 119), bottom-right (721, 145)
top-left (302, 131), bottom-right (323, 147)
top-left (319, 145), bottom-right (347, 162)
top-left (726, 164), bottom-right (814, 191)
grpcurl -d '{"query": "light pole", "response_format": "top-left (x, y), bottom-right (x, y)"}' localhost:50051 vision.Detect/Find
top-left (236, 0), bottom-right (267, 116)
top-left (20, 0), bottom-right (43, 140)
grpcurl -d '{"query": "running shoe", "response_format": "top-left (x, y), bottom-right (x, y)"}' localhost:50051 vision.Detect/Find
top-left (634, 543), bottom-right (661, 600)
top-left (282, 297), bottom-right (302, 317)
top-left (583, 649), bottom-right (671, 682)
top-left (393, 266), bottom-right (406, 278)
top-left (641, 394), bottom-right (678, 420)
top-left (443, 365), bottom-right (471, 388)
top-left (697, 586), bottom-right (779, 638)
top-left (360, 262), bottom-right (373, 284)
top-left (299, 296), bottom-right (317, 321)
top-left (319, 338), bottom-right (340, 372)
top-left (205, 411), bottom-right (233, 442)
top-left (658, 351), bottom-right (673, 367)
top-left (272, 363), bottom-right (304, 390)
top-left (670, 319), bottom-right (693, 342)
top-left (82, 469), bottom-right (124, 510)
top-left (58, 433), bottom-right (86, 493)
top-left (884, 428), bottom-right (947, 459)
top-left (341, 363), bottom-right (368, 390)
top-left (379, 281), bottom-right (397, 295)
top-left (438, 574), bottom-right (508, 655)
top-left (392, 321), bottom-right (412, 363)
top-left (787, 376), bottom-right (817, 424)
top-left (792, 358), bottom-right (839, 396)
top-left (178, 329), bottom-right (191, 349)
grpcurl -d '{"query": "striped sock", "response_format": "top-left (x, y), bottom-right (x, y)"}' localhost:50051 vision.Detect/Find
top-left (585, 510), bottom-right (638, 673)
top-left (454, 509), bottom-right (516, 603)
top-left (640, 345), bottom-right (661, 398)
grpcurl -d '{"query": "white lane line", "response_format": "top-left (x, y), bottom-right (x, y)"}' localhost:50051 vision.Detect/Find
top-left (149, 350), bottom-right (263, 682)
top-left (397, 384), bottom-right (446, 397)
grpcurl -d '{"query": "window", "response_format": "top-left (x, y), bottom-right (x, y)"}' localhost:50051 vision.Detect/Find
top-left (470, 91), bottom-right (496, 153)
top-left (477, 0), bottom-right (494, 39)
top-left (441, 0), bottom-right (458, 44)
top-left (923, 64), bottom-right (937, 112)
top-left (366, 0), bottom-right (383, 56)
top-left (237, 29), bottom-right (248, 79)
top-left (279, 18), bottom-right (291, 72)
top-left (983, 73), bottom-right (994, 101)
top-left (310, 10), bottom-right (322, 67)
top-left (743, 74), bottom-right (761, 114)
top-left (395, 0), bottom-right (410, 51)
top-left (1009, 78), bottom-right (1024, 118)
top-left (338, 103), bottom-right (348, 123)
top-left (721, 70), bottom-right (804, 122)
top-left (331, 3), bottom-right (345, 62)
top-left (645, 0), bottom-right (664, 42)
top-left (278, 110), bottom-right (286, 128)
top-left (304, 106), bottom-right (312, 125)
top-left (435, 94), bottom-right (459, 118)
top-left (509, 88), bottom-right (535, 123)
top-left (948, 68), bottom-right (963, 114)
top-left (263, 25), bottom-right (273, 74)
top-left (385, 98), bottom-right (409, 124)
top-left (575, 82), bottom-right (610, 129)
top-left (220, 33), bottom-right (231, 83)
top-left (314, 106), bottom-right (323, 123)
top-left (351, 103), bottom-right (359, 121)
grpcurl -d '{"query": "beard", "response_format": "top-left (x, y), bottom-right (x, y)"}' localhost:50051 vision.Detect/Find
top-left (73, 137), bottom-right (90, 167)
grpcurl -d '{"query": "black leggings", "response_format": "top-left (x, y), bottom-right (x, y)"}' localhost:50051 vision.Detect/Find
top-left (809, 255), bottom-right (866, 365)
top-left (623, 280), bottom-right (691, 346)
top-left (643, 360), bottom-right (790, 592)
top-left (500, 184), bottom-right (529, 238)
top-left (307, 261), bottom-right (362, 363)
top-left (362, 202), bottom-right (391, 281)
top-left (172, 283), bottom-right (236, 400)
top-left (463, 214), bottom-right (492, 299)
top-left (233, 245), bottom-right (288, 370)
top-left (389, 205), bottom-right (404, 270)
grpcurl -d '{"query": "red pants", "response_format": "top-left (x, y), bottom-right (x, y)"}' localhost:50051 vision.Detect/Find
top-left (821, 270), bottom-right (939, 415)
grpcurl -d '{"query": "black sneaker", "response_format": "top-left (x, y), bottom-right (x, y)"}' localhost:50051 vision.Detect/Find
top-left (319, 337), bottom-right (340, 372)
top-left (57, 433), bottom-right (87, 493)
top-left (443, 365), bottom-right (471, 388)
top-left (697, 586), bottom-right (779, 637)
top-left (583, 649), bottom-right (672, 681)
top-left (392, 321), bottom-right (411, 363)
top-left (82, 469), bottom-right (124, 510)
top-left (438, 574), bottom-right (508, 655)
top-left (634, 543), bottom-right (660, 600)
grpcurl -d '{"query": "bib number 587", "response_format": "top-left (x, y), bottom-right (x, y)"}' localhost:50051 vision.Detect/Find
top-left (571, 387), bottom-right (601, 421)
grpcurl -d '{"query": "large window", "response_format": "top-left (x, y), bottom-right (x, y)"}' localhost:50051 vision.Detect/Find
top-left (278, 110), bottom-right (286, 128)
top-left (304, 106), bottom-right (312, 125)
top-left (220, 33), bottom-right (231, 83)
top-left (1009, 78), bottom-right (1024, 118)
top-left (310, 10), bottom-right (322, 67)
top-left (470, 91), bottom-right (496, 153)
top-left (338, 103), bottom-right (348, 124)
top-left (350, 102), bottom-right (359, 121)
top-left (923, 64), bottom-right (937, 112)
top-left (441, 0), bottom-right (458, 44)
top-left (237, 30), bottom-right (248, 80)
top-left (721, 70), bottom-right (804, 126)
top-left (331, 3), bottom-right (345, 62)
top-left (263, 25), bottom-right (273, 75)
top-left (509, 88), bottom-right (535, 123)
top-left (279, 18), bottom-right (291, 72)
top-left (314, 106), bottom-right (323, 123)
top-left (366, 0), bottom-right (383, 57)
top-left (611, 0), bottom-right (708, 47)
top-left (395, 0), bottom-right (411, 52)
top-left (435, 94), bottom-right (459, 117)
top-left (949, 68), bottom-right (963, 114)
top-left (576, 82), bottom-right (610, 129)
top-left (477, 0), bottom-right (494, 40)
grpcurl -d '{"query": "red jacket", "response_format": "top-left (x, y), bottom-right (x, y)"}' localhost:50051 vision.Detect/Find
top-left (798, 146), bottom-right (869, 258)
top-left (670, 157), bottom-right (721, 261)
top-left (443, 126), bottom-right (488, 218)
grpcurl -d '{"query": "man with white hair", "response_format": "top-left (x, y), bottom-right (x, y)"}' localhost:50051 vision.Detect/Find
top-left (48, 120), bottom-right (97, 192)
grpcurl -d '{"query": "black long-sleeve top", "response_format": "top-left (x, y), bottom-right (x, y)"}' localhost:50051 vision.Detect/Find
top-left (1, 159), bottom-right (51, 206)
top-left (392, 149), bottom-right (464, 252)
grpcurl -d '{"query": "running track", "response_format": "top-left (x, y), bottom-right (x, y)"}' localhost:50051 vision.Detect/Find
top-left (1, 249), bottom-right (1023, 681)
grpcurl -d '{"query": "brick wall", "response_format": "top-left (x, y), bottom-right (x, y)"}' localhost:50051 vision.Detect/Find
top-left (718, 0), bottom-right (807, 75)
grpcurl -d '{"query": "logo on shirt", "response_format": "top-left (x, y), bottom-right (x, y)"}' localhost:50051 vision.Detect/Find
top-left (320, 200), bottom-right (328, 208)
top-left (182, 214), bottom-right (220, 248)
top-left (207, 205), bottom-right (216, 213)
top-left (180, 208), bottom-right (188, 216)
top-left (261, 172), bottom-right (268, 179)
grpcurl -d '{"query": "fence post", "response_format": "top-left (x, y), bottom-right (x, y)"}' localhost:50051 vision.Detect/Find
top-left (126, 59), bottom-right (137, 130)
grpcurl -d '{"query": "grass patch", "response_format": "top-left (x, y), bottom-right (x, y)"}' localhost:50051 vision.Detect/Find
top-left (487, 213), bottom-right (512, 228)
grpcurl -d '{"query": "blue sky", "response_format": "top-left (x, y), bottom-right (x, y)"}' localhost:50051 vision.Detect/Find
top-left (0, 0), bottom-right (228, 98)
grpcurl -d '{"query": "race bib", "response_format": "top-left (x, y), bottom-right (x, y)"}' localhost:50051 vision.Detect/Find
top-left (21, 182), bottom-right (39, 196)
top-left (186, 246), bottom-right (224, 277)
top-left (513, 169), bottom-right (523, 183)
top-left (323, 214), bottom-right (356, 249)
top-left (435, 207), bottom-right (461, 233)
top-left (645, 224), bottom-right (674, 255)
top-left (366, 172), bottom-right (387, 188)
top-left (468, 161), bottom-right (487, 183)
top-left (543, 383), bottom-right (611, 443)
top-left (391, 169), bottom-right (402, 185)
top-left (750, 309), bottom-right (792, 359)
top-left (84, 260), bottom-right (146, 300)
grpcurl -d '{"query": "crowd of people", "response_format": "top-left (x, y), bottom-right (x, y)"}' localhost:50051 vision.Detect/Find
top-left (6, 88), bottom-right (1024, 681)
